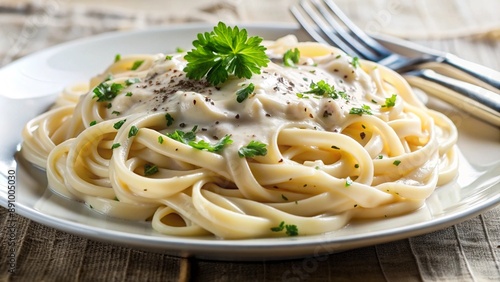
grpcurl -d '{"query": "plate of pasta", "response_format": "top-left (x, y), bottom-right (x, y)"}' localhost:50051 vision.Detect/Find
top-left (0, 23), bottom-right (499, 260)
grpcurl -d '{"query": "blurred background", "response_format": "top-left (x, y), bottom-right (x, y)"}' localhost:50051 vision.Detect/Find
top-left (1, 0), bottom-right (499, 67)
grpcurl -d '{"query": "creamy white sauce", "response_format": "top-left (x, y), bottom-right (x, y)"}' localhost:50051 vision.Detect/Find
top-left (109, 50), bottom-right (376, 149)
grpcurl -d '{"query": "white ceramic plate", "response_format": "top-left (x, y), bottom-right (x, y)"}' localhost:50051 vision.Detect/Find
top-left (1, 24), bottom-right (499, 261)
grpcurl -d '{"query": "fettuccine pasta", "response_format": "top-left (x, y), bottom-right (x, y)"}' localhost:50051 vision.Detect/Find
top-left (21, 35), bottom-right (458, 239)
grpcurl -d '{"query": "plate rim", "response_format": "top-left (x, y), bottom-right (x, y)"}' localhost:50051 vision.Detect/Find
top-left (1, 23), bottom-right (499, 260)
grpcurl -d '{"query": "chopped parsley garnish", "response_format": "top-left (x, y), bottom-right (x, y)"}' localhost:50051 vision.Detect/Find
top-left (89, 120), bottom-right (97, 126)
top-left (131, 60), bottom-right (144, 70)
top-left (111, 111), bottom-right (120, 116)
top-left (281, 194), bottom-right (288, 201)
top-left (393, 160), bottom-right (401, 166)
top-left (378, 155), bottom-right (383, 159)
top-left (144, 163), bottom-right (159, 176)
top-left (158, 136), bottom-right (164, 144)
top-left (166, 126), bottom-right (233, 152)
top-left (349, 105), bottom-right (373, 116)
top-left (167, 126), bottom-right (197, 144)
top-left (125, 78), bottom-right (141, 86)
top-left (114, 54), bottom-right (121, 62)
top-left (354, 164), bottom-right (359, 168)
top-left (236, 83), bottom-right (255, 103)
top-left (165, 55), bottom-right (173, 60)
top-left (270, 221), bottom-right (299, 236)
top-left (111, 143), bottom-right (121, 149)
top-left (345, 176), bottom-right (353, 187)
top-left (296, 93), bottom-right (309, 99)
top-left (285, 224), bottom-right (299, 236)
top-left (382, 94), bottom-right (397, 108)
top-left (113, 119), bottom-right (126, 130)
top-left (106, 103), bottom-right (112, 109)
top-left (165, 113), bottom-right (174, 126)
top-left (93, 82), bottom-right (124, 102)
top-left (283, 48), bottom-right (300, 67)
top-left (128, 126), bottom-right (139, 138)
top-left (302, 80), bottom-right (348, 100)
top-left (189, 134), bottom-right (233, 152)
top-left (176, 47), bottom-right (185, 53)
top-left (238, 140), bottom-right (268, 158)
top-left (331, 145), bottom-right (340, 150)
top-left (183, 22), bottom-right (269, 85)
top-left (125, 92), bottom-right (133, 97)
top-left (351, 56), bottom-right (361, 68)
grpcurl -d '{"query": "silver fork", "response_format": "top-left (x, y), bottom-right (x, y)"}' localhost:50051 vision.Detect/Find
top-left (290, 0), bottom-right (500, 126)
top-left (290, 0), bottom-right (500, 90)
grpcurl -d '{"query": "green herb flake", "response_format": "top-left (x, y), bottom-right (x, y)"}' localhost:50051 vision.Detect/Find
top-left (382, 94), bottom-right (397, 108)
top-left (236, 83), bottom-right (255, 103)
top-left (303, 80), bottom-right (347, 100)
top-left (158, 136), bottom-right (164, 144)
top-left (285, 224), bottom-right (299, 236)
top-left (167, 126), bottom-right (197, 144)
top-left (176, 47), bottom-right (185, 53)
top-left (269, 221), bottom-right (298, 236)
top-left (351, 56), bottom-right (361, 68)
top-left (238, 140), bottom-right (268, 158)
top-left (111, 143), bottom-right (121, 149)
top-left (125, 78), bottom-right (141, 86)
top-left (354, 164), bottom-right (359, 168)
top-left (128, 126), bottom-right (139, 138)
top-left (114, 54), bottom-right (121, 62)
top-left (111, 111), bottom-right (121, 116)
top-left (393, 160), bottom-right (401, 166)
top-left (113, 119), bottom-right (126, 130)
top-left (93, 82), bottom-right (124, 102)
top-left (183, 22), bottom-right (269, 85)
top-left (349, 104), bottom-right (373, 116)
top-left (144, 163), bottom-right (159, 176)
top-left (165, 113), bottom-right (174, 127)
top-left (131, 60), bottom-right (144, 71)
top-left (281, 194), bottom-right (288, 201)
top-left (283, 48), bottom-right (300, 67)
top-left (126, 92), bottom-right (133, 97)
top-left (189, 134), bottom-right (233, 152)
top-left (345, 176), bottom-right (353, 187)
top-left (89, 120), bottom-right (97, 126)
top-left (165, 55), bottom-right (173, 60)
top-left (331, 145), bottom-right (340, 150)
top-left (270, 221), bottom-right (285, 232)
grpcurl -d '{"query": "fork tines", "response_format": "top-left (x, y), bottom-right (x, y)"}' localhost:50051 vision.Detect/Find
top-left (290, 0), bottom-right (389, 62)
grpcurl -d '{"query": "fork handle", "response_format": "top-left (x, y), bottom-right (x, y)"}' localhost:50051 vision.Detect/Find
top-left (440, 54), bottom-right (500, 90)
top-left (404, 69), bottom-right (500, 127)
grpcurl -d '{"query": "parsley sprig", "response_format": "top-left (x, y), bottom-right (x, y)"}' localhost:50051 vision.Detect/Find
top-left (381, 94), bottom-right (397, 108)
top-left (238, 140), bottom-right (267, 158)
top-left (183, 22), bottom-right (269, 85)
top-left (349, 105), bottom-right (373, 116)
